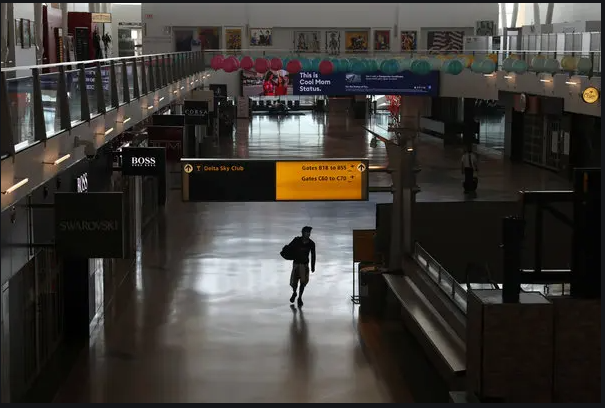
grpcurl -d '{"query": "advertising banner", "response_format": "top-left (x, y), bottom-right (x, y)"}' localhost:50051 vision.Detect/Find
top-left (292, 71), bottom-right (439, 96)
top-left (54, 192), bottom-right (125, 258)
top-left (147, 125), bottom-right (184, 162)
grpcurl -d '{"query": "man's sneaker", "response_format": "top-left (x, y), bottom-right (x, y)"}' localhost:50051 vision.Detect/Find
top-left (290, 293), bottom-right (297, 303)
top-left (297, 298), bottom-right (303, 307)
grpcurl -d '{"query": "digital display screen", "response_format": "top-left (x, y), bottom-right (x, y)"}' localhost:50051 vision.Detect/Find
top-left (181, 159), bottom-right (369, 202)
top-left (292, 71), bottom-right (439, 96)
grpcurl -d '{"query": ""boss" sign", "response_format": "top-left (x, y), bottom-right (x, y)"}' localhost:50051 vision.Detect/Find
top-left (121, 147), bottom-right (166, 176)
top-left (131, 157), bottom-right (157, 167)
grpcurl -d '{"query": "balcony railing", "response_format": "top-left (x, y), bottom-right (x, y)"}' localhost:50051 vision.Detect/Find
top-left (1, 51), bottom-right (207, 158)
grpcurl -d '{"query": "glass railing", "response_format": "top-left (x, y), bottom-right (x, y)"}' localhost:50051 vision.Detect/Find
top-left (1, 51), bottom-right (207, 157)
top-left (413, 242), bottom-right (572, 315)
top-left (414, 242), bottom-right (468, 313)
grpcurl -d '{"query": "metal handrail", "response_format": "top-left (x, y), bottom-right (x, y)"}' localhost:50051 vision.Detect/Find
top-left (413, 242), bottom-right (468, 312)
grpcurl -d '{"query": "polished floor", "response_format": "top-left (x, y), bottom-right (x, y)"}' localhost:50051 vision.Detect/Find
top-left (54, 113), bottom-right (568, 403)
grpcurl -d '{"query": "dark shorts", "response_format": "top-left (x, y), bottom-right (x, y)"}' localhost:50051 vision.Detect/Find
top-left (290, 263), bottom-right (310, 289)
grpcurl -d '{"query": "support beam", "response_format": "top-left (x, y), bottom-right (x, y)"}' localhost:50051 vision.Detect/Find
top-left (545, 3), bottom-right (554, 25)
top-left (511, 3), bottom-right (519, 28)
top-left (533, 3), bottom-right (541, 28)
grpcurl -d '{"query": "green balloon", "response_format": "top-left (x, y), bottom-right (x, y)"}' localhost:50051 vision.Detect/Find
top-left (543, 58), bottom-right (560, 74)
top-left (339, 59), bottom-right (350, 72)
top-left (471, 60), bottom-right (483, 73)
top-left (411, 59), bottom-right (431, 75)
top-left (398, 58), bottom-right (412, 71)
top-left (512, 59), bottom-right (528, 74)
top-left (502, 57), bottom-right (515, 72)
top-left (380, 60), bottom-right (390, 73)
top-left (531, 56), bottom-right (546, 72)
top-left (445, 59), bottom-right (464, 75)
top-left (576, 57), bottom-right (592, 74)
top-left (480, 59), bottom-right (496, 74)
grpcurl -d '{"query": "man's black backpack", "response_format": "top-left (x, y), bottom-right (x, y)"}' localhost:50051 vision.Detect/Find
top-left (280, 241), bottom-right (296, 260)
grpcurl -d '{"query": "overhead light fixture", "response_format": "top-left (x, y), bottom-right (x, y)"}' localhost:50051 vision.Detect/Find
top-left (181, 86), bottom-right (185, 90)
top-left (104, 127), bottom-right (114, 136)
top-left (565, 81), bottom-right (578, 85)
top-left (159, 97), bottom-right (165, 102)
top-left (147, 105), bottom-right (154, 110)
top-left (540, 78), bottom-right (552, 83)
top-left (44, 153), bottom-right (71, 165)
top-left (406, 147), bottom-right (414, 152)
top-left (483, 73), bottom-right (495, 77)
top-left (173, 90), bottom-right (178, 94)
top-left (117, 117), bottom-right (131, 124)
top-left (539, 73), bottom-right (553, 83)
top-left (190, 81), bottom-right (194, 85)
top-left (2, 178), bottom-right (29, 195)
top-left (504, 75), bottom-right (513, 79)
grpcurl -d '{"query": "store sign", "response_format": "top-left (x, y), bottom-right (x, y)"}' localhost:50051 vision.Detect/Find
top-left (121, 147), bottom-right (166, 177)
top-left (76, 172), bottom-right (88, 193)
top-left (91, 12), bottom-right (112, 23)
top-left (581, 87), bottom-right (600, 104)
top-left (184, 100), bottom-right (209, 125)
top-left (54, 192), bottom-right (125, 258)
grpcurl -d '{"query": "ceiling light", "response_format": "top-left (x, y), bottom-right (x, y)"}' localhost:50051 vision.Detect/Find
top-left (104, 127), bottom-right (114, 136)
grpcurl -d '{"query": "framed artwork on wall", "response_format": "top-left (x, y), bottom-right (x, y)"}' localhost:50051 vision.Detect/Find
top-left (325, 30), bottom-right (340, 55)
top-left (400, 31), bottom-right (417, 51)
top-left (225, 28), bottom-right (242, 50)
top-left (475, 20), bottom-right (495, 36)
top-left (249, 28), bottom-right (272, 46)
top-left (21, 19), bottom-right (32, 49)
top-left (374, 30), bottom-right (390, 51)
top-left (294, 31), bottom-right (320, 53)
top-left (174, 27), bottom-right (220, 52)
top-left (15, 19), bottom-right (22, 46)
top-left (427, 30), bottom-right (464, 53)
top-left (344, 31), bottom-right (368, 53)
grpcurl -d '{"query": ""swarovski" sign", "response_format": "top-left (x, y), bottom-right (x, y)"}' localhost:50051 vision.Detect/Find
top-left (54, 192), bottom-right (125, 258)
top-left (58, 220), bottom-right (120, 232)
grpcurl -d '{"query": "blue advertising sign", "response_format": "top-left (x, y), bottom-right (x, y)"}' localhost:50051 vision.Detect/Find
top-left (292, 71), bottom-right (439, 96)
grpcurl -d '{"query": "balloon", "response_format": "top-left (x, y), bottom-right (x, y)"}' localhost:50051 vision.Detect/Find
top-left (240, 56), bottom-right (254, 70)
top-left (560, 56), bottom-right (577, 71)
top-left (542, 58), bottom-right (560, 74)
top-left (282, 57), bottom-right (290, 68)
top-left (531, 56), bottom-right (546, 72)
top-left (446, 59), bottom-right (464, 75)
top-left (480, 58), bottom-right (496, 74)
top-left (319, 59), bottom-right (334, 75)
top-left (398, 58), bottom-right (412, 71)
top-left (329, 58), bottom-right (339, 72)
top-left (576, 57), bottom-right (592, 75)
top-left (351, 60), bottom-right (365, 75)
top-left (286, 59), bottom-right (303, 74)
top-left (338, 58), bottom-right (351, 72)
top-left (470, 60), bottom-right (483, 73)
top-left (311, 58), bottom-right (321, 71)
top-left (223, 58), bottom-right (236, 73)
top-left (301, 58), bottom-right (312, 71)
top-left (502, 57), bottom-right (515, 72)
top-left (380, 59), bottom-right (390, 73)
top-left (411, 59), bottom-right (431, 75)
top-left (428, 58), bottom-right (442, 71)
top-left (270, 57), bottom-right (283, 71)
top-left (254, 58), bottom-right (270, 74)
top-left (210, 55), bottom-right (225, 71)
top-left (367, 59), bottom-right (379, 73)
top-left (511, 59), bottom-right (528, 74)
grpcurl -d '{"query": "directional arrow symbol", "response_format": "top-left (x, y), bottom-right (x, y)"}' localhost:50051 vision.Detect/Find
top-left (356, 163), bottom-right (367, 173)
top-left (183, 164), bottom-right (193, 174)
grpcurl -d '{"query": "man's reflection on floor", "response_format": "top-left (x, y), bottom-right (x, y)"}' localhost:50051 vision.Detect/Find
top-left (288, 305), bottom-right (312, 399)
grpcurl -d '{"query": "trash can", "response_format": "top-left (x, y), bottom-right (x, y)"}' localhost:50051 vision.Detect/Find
top-left (358, 264), bottom-right (388, 317)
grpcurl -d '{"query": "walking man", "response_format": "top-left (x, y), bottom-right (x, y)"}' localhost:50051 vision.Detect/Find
top-left (461, 144), bottom-right (479, 193)
top-left (288, 226), bottom-right (316, 307)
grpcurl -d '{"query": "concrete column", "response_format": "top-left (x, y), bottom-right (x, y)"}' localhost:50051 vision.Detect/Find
top-left (1, 2), bottom-right (8, 66)
top-left (34, 3), bottom-right (44, 64)
top-left (545, 3), bottom-right (554, 24)
top-left (533, 3), bottom-right (541, 29)
top-left (61, 3), bottom-right (68, 35)
top-left (399, 95), bottom-right (430, 134)
top-left (89, 3), bottom-right (98, 13)
top-left (511, 3), bottom-right (519, 28)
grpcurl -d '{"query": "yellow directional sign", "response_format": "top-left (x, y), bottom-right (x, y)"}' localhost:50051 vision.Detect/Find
top-left (275, 160), bottom-right (369, 201)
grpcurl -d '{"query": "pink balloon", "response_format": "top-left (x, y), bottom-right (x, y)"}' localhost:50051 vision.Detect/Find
top-left (254, 58), bottom-right (269, 74)
top-left (240, 56), bottom-right (254, 70)
top-left (210, 55), bottom-right (224, 71)
top-left (286, 59), bottom-right (302, 74)
top-left (270, 58), bottom-right (283, 71)
top-left (227, 56), bottom-right (240, 72)
top-left (223, 58), bottom-right (235, 73)
top-left (319, 59), bottom-right (334, 75)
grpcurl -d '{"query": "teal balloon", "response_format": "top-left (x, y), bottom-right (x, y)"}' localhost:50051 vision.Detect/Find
top-left (576, 57), bottom-right (592, 74)
top-left (398, 58), bottom-right (412, 71)
top-left (471, 60), bottom-right (483, 73)
top-left (351, 60), bottom-right (365, 74)
top-left (543, 58), bottom-right (560, 74)
top-left (531, 56), bottom-right (546, 72)
top-left (480, 59), bottom-right (496, 74)
top-left (311, 58), bottom-right (321, 71)
top-left (339, 59), bottom-right (350, 73)
top-left (511, 59), bottom-right (528, 74)
top-left (329, 58), bottom-right (339, 72)
top-left (380, 59), bottom-right (390, 73)
top-left (282, 57), bottom-right (290, 67)
top-left (443, 59), bottom-right (464, 75)
top-left (502, 57), bottom-right (515, 72)
top-left (386, 60), bottom-right (399, 75)
top-left (301, 58), bottom-right (312, 71)
top-left (411, 59), bottom-right (431, 75)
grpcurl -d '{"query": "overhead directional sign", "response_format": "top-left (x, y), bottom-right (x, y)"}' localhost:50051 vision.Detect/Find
top-left (181, 159), bottom-right (369, 202)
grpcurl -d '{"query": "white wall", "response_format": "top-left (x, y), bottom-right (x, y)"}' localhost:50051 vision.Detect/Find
top-left (67, 3), bottom-right (90, 12)
top-left (110, 3), bottom-right (142, 57)
top-left (13, 3), bottom-right (36, 76)
top-left (523, 3), bottom-right (602, 25)
top-left (142, 3), bottom-right (498, 52)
